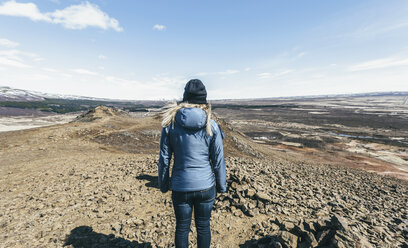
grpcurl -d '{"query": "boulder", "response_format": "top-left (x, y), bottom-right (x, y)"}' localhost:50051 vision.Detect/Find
top-left (255, 192), bottom-right (272, 203)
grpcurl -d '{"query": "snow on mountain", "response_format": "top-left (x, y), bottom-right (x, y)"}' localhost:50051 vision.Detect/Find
top-left (0, 86), bottom-right (45, 101)
top-left (0, 86), bottom-right (111, 102)
top-left (1, 85), bottom-right (407, 102)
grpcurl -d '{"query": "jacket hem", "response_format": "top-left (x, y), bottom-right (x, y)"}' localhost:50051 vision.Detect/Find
top-left (171, 183), bottom-right (215, 193)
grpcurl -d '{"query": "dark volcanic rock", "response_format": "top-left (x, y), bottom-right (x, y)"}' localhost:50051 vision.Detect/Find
top-left (223, 157), bottom-right (407, 248)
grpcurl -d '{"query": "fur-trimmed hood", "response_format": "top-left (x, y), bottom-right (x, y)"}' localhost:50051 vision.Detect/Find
top-left (160, 102), bottom-right (213, 136)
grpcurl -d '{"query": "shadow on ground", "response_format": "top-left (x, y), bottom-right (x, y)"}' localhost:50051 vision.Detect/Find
top-left (136, 174), bottom-right (159, 189)
top-left (64, 226), bottom-right (152, 248)
top-left (239, 235), bottom-right (290, 248)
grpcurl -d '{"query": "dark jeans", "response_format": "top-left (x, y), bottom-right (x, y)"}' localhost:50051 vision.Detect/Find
top-left (171, 185), bottom-right (216, 248)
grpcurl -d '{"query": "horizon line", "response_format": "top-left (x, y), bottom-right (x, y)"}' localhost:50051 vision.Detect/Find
top-left (1, 85), bottom-right (408, 102)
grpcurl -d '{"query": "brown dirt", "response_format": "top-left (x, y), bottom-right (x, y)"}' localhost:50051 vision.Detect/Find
top-left (0, 106), bottom-right (407, 247)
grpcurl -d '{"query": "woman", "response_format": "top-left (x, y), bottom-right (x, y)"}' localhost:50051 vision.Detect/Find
top-left (158, 79), bottom-right (227, 247)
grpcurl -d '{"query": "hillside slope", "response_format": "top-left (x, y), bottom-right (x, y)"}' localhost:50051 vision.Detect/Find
top-left (0, 106), bottom-right (406, 247)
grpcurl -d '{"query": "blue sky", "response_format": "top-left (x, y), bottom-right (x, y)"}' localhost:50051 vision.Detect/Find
top-left (0, 0), bottom-right (407, 100)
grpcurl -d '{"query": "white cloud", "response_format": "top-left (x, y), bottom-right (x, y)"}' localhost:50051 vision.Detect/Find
top-left (376, 22), bottom-right (408, 34)
top-left (61, 73), bottom-right (72, 78)
top-left (0, 38), bottom-right (19, 48)
top-left (153, 24), bottom-right (166, 31)
top-left (0, 1), bottom-right (123, 31)
top-left (98, 54), bottom-right (107, 60)
top-left (195, 72), bottom-right (208, 76)
top-left (0, 57), bottom-right (30, 68)
top-left (42, 67), bottom-right (59, 72)
top-left (104, 75), bottom-right (136, 86)
top-left (277, 69), bottom-right (294, 76)
top-left (0, 0), bottom-right (50, 21)
top-left (352, 21), bottom-right (408, 39)
top-left (49, 2), bottom-right (122, 31)
top-left (349, 57), bottom-right (408, 71)
top-left (297, 52), bottom-right (306, 58)
top-left (101, 75), bottom-right (185, 99)
top-left (73, 68), bottom-right (98, 76)
top-left (194, 70), bottom-right (240, 77)
top-left (257, 72), bottom-right (271, 79)
top-left (195, 69), bottom-right (242, 77)
top-left (257, 69), bottom-right (294, 79)
top-left (217, 69), bottom-right (239, 75)
top-left (0, 49), bottom-right (42, 68)
top-left (151, 75), bottom-right (186, 87)
top-left (0, 49), bottom-right (42, 61)
top-left (244, 67), bottom-right (251, 71)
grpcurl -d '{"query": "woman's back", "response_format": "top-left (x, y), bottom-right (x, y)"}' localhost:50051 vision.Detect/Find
top-left (158, 104), bottom-right (226, 193)
top-left (170, 107), bottom-right (214, 191)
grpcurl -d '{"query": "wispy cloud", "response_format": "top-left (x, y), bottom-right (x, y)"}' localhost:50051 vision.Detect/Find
top-left (0, 49), bottom-right (42, 68)
top-left (194, 69), bottom-right (240, 77)
top-left (0, 49), bottom-right (42, 61)
top-left (349, 57), bottom-right (408, 71)
top-left (104, 75), bottom-right (138, 87)
top-left (0, 57), bottom-right (30, 68)
top-left (217, 69), bottom-right (239, 75)
top-left (297, 52), bottom-right (306, 58)
top-left (98, 54), bottom-right (107, 60)
top-left (73, 68), bottom-right (98, 76)
top-left (0, 38), bottom-right (19, 48)
top-left (151, 75), bottom-right (186, 87)
top-left (351, 21), bottom-right (408, 39)
top-left (153, 24), bottom-right (166, 31)
top-left (257, 72), bottom-right (271, 79)
top-left (42, 67), bottom-right (59, 73)
top-left (195, 72), bottom-right (208, 76)
top-left (102, 74), bottom-right (185, 99)
top-left (257, 69), bottom-right (294, 79)
top-left (0, 1), bottom-right (123, 31)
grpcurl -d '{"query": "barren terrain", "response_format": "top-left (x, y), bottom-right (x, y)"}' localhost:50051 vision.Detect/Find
top-left (0, 112), bottom-right (79, 132)
top-left (1, 102), bottom-right (407, 247)
top-left (213, 95), bottom-right (408, 180)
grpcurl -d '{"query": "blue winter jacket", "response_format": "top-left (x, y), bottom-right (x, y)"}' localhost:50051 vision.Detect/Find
top-left (158, 107), bottom-right (227, 193)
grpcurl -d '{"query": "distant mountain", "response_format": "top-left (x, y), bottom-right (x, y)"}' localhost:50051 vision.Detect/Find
top-left (0, 86), bottom-right (111, 102)
top-left (0, 86), bottom-right (45, 101)
top-left (254, 91), bottom-right (408, 100)
top-left (0, 86), bottom-right (166, 116)
top-left (2, 85), bottom-right (407, 103)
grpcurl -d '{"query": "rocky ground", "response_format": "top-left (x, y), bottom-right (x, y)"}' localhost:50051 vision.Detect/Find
top-left (0, 106), bottom-right (407, 247)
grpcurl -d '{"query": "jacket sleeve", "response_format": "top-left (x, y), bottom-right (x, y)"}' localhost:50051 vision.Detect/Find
top-left (158, 126), bottom-right (172, 193)
top-left (209, 121), bottom-right (227, 193)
